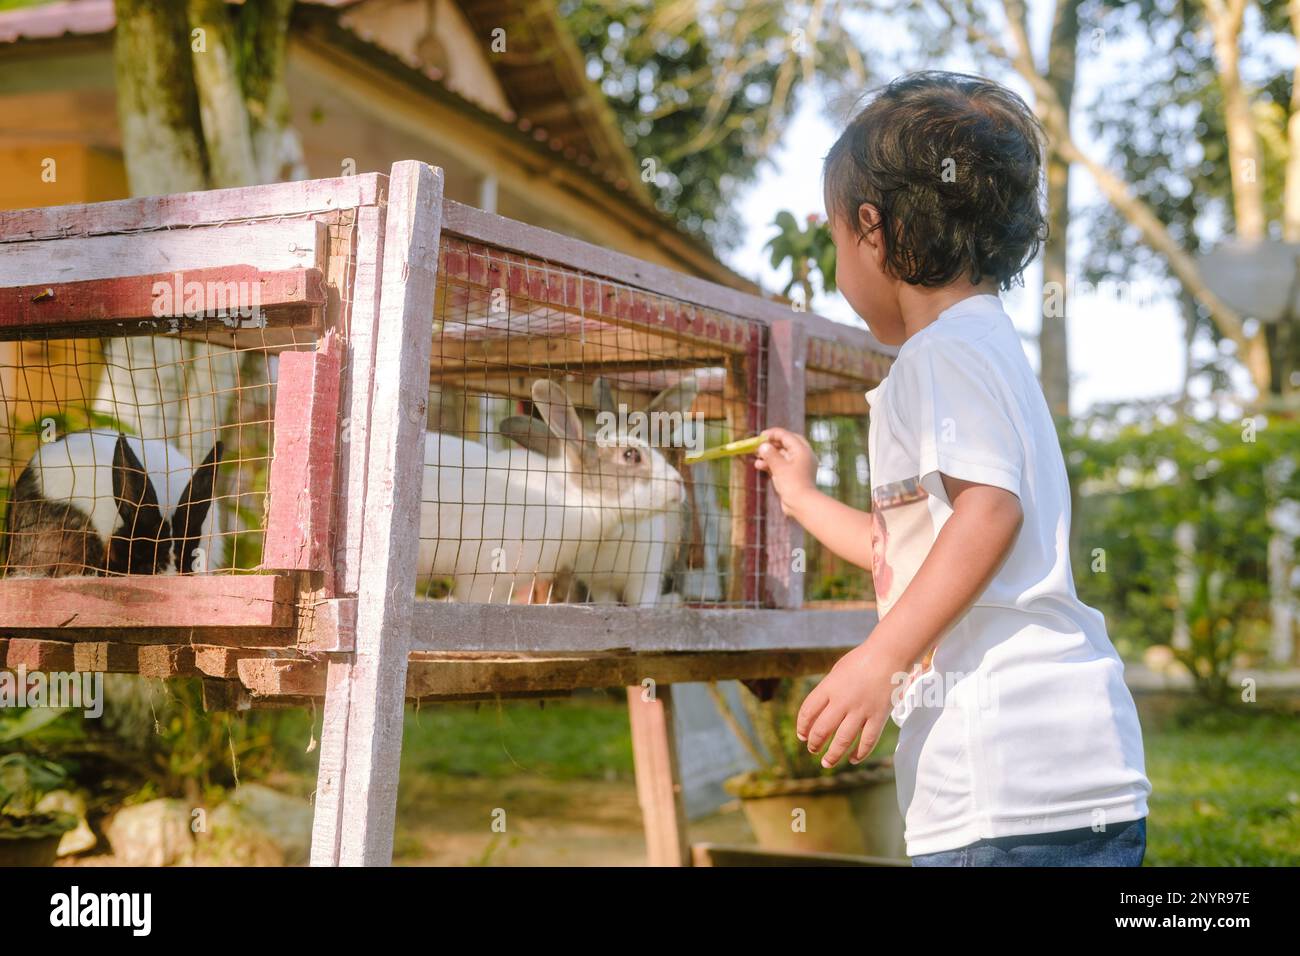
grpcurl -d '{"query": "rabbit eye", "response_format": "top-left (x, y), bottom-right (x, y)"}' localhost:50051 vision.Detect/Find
top-left (622, 447), bottom-right (642, 466)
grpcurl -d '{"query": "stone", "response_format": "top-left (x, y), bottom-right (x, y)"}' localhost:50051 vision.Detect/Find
top-left (105, 799), bottom-right (195, 866)
top-left (35, 790), bottom-right (96, 857)
top-left (198, 784), bottom-right (312, 866)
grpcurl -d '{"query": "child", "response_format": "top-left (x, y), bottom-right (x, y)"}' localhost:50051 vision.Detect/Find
top-left (756, 72), bottom-right (1151, 866)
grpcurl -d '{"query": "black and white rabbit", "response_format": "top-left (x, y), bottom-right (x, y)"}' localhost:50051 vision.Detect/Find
top-left (3, 430), bottom-right (223, 577)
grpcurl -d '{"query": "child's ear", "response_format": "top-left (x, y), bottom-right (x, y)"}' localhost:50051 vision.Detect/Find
top-left (856, 202), bottom-right (883, 243)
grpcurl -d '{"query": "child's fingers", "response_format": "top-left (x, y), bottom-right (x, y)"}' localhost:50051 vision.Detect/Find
top-left (820, 713), bottom-right (867, 769)
top-left (760, 427), bottom-right (794, 451)
top-left (849, 718), bottom-right (883, 765)
top-left (804, 701), bottom-right (847, 756)
top-left (795, 685), bottom-right (830, 743)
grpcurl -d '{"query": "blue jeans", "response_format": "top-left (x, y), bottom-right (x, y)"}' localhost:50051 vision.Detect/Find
top-left (911, 816), bottom-right (1147, 867)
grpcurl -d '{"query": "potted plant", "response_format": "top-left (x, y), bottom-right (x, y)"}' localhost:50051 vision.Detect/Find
top-left (710, 677), bottom-right (906, 860)
top-left (0, 753), bottom-right (78, 866)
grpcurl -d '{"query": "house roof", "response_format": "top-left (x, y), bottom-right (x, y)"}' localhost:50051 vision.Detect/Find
top-left (0, 0), bottom-right (760, 293)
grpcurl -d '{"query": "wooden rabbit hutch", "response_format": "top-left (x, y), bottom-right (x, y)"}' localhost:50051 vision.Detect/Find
top-left (0, 162), bottom-right (893, 866)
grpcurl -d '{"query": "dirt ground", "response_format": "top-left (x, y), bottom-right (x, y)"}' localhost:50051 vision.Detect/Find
top-left (57, 776), bottom-right (756, 867)
top-left (393, 775), bottom-right (756, 866)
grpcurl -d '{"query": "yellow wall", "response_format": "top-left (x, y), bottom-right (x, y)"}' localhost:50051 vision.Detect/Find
top-left (0, 141), bottom-right (122, 487)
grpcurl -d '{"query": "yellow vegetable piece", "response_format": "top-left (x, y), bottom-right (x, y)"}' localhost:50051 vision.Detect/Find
top-left (683, 434), bottom-right (766, 464)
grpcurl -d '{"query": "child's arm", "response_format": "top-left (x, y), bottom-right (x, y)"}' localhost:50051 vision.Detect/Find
top-left (753, 427), bottom-right (874, 571)
top-left (797, 474), bottom-right (1023, 768)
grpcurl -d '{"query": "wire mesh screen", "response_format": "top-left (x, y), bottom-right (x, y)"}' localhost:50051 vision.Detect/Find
top-left (804, 367), bottom-right (875, 604)
top-left (422, 238), bottom-right (766, 608)
top-left (0, 326), bottom-right (315, 578)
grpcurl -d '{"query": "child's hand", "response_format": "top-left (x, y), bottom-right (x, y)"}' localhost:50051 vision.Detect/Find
top-left (754, 427), bottom-right (817, 518)
top-left (797, 638), bottom-right (905, 768)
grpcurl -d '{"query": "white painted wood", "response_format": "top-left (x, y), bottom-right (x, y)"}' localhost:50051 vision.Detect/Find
top-left (408, 603), bottom-right (877, 653)
top-left (334, 204), bottom-right (386, 594)
top-left (335, 161), bottom-right (443, 867)
top-left (312, 200), bottom-right (386, 867)
top-left (0, 220), bottom-right (325, 288)
top-left (309, 659), bottom-right (354, 866)
top-left (0, 173), bottom-right (383, 242)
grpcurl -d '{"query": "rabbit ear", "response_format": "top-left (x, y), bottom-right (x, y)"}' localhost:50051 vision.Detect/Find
top-left (531, 380), bottom-right (584, 445)
top-left (647, 374), bottom-right (699, 415)
top-left (174, 441), bottom-right (222, 541)
top-left (593, 377), bottom-right (616, 415)
top-left (112, 435), bottom-right (163, 532)
top-left (111, 435), bottom-right (166, 572)
top-left (499, 415), bottom-right (561, 458)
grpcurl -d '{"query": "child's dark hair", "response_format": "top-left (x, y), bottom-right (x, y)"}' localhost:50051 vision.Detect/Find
top-left (823, 71), bottom-right (1047, 290)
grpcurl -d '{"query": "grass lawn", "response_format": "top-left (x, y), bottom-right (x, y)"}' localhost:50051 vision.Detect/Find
top-left (389, 690), bottom-right (1299, 865)
top-left (1139, 703), bottom-right (1300, 866)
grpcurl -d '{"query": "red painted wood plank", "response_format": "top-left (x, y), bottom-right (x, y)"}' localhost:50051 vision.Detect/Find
top-left (0, 575), bottom-right (297, 629)
top-left (440, 199), bottom-right (898, 362)
top-left (263, 335), bottom-right (344, 573)
top-left (5, 639), bottom-right (75, 671)
top-left (0, 266), bottom-right (326, 339)
top-left (437, 235), bottom-right (759, 353)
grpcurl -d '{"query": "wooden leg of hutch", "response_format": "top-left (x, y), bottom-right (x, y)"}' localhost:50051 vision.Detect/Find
top-left (309, 659), bottom-right (353, 865)
top-left (627, 683), bottom-right (691, 866)
top-left (328, 161), bottom-right (443, 865)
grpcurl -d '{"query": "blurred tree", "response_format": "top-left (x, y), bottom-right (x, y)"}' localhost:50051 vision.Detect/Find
top-left (96, 0), bottom-right (301, 464)
top-left (1081, 0), bottom-right (1298, 403)
top-left (923, 0), bottom-right (1298, 403)
top-left (559, 0), bottom-right (869, 250)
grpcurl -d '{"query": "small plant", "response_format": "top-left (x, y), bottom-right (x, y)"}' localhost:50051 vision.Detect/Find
top-left (765, 211), bottom-right (836, 308)
top-left (0, 753), bottom-right (77, 842)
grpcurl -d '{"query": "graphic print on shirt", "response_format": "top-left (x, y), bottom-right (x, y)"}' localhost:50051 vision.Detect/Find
top-left (870, 475), bottom-right (932, 620)
top-left (871, 475), bottom-right (940, 712)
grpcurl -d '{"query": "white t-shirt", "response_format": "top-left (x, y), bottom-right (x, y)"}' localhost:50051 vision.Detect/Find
top-left (864, 293), bottom-right (1151, 857)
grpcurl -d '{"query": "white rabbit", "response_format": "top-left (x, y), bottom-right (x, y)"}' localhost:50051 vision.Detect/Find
top-left (3, 430), bottom-right (224, 577)
top-left (417, 380), bottom-right (685, 603)
top-left (497, 376), bottom-right (710, 606)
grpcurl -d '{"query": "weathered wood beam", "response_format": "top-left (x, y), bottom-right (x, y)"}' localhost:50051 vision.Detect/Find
top-left (409, 603), bottom-right (876, 653)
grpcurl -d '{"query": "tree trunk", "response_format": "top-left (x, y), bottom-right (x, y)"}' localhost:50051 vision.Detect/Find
top-left (96, 1), bottom-right (230, 465)
top-left (95, 1), bottom-right (298, 465)
top-left (1038, 0), bottom-right (1080, 420)
top-left (1205, 0), bottom-right (1265, 242)
top-left (996, 0), bottom-right (1272, 397)
top-left (1284, 0), bottom-right (1300, 239)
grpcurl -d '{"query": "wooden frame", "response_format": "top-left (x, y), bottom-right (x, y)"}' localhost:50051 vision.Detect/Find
top-left (0, 162), bottom-right (893, 867)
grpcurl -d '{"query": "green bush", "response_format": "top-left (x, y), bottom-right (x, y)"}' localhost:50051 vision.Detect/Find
top-left (1063, 409), bottom-right (1300, 698)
